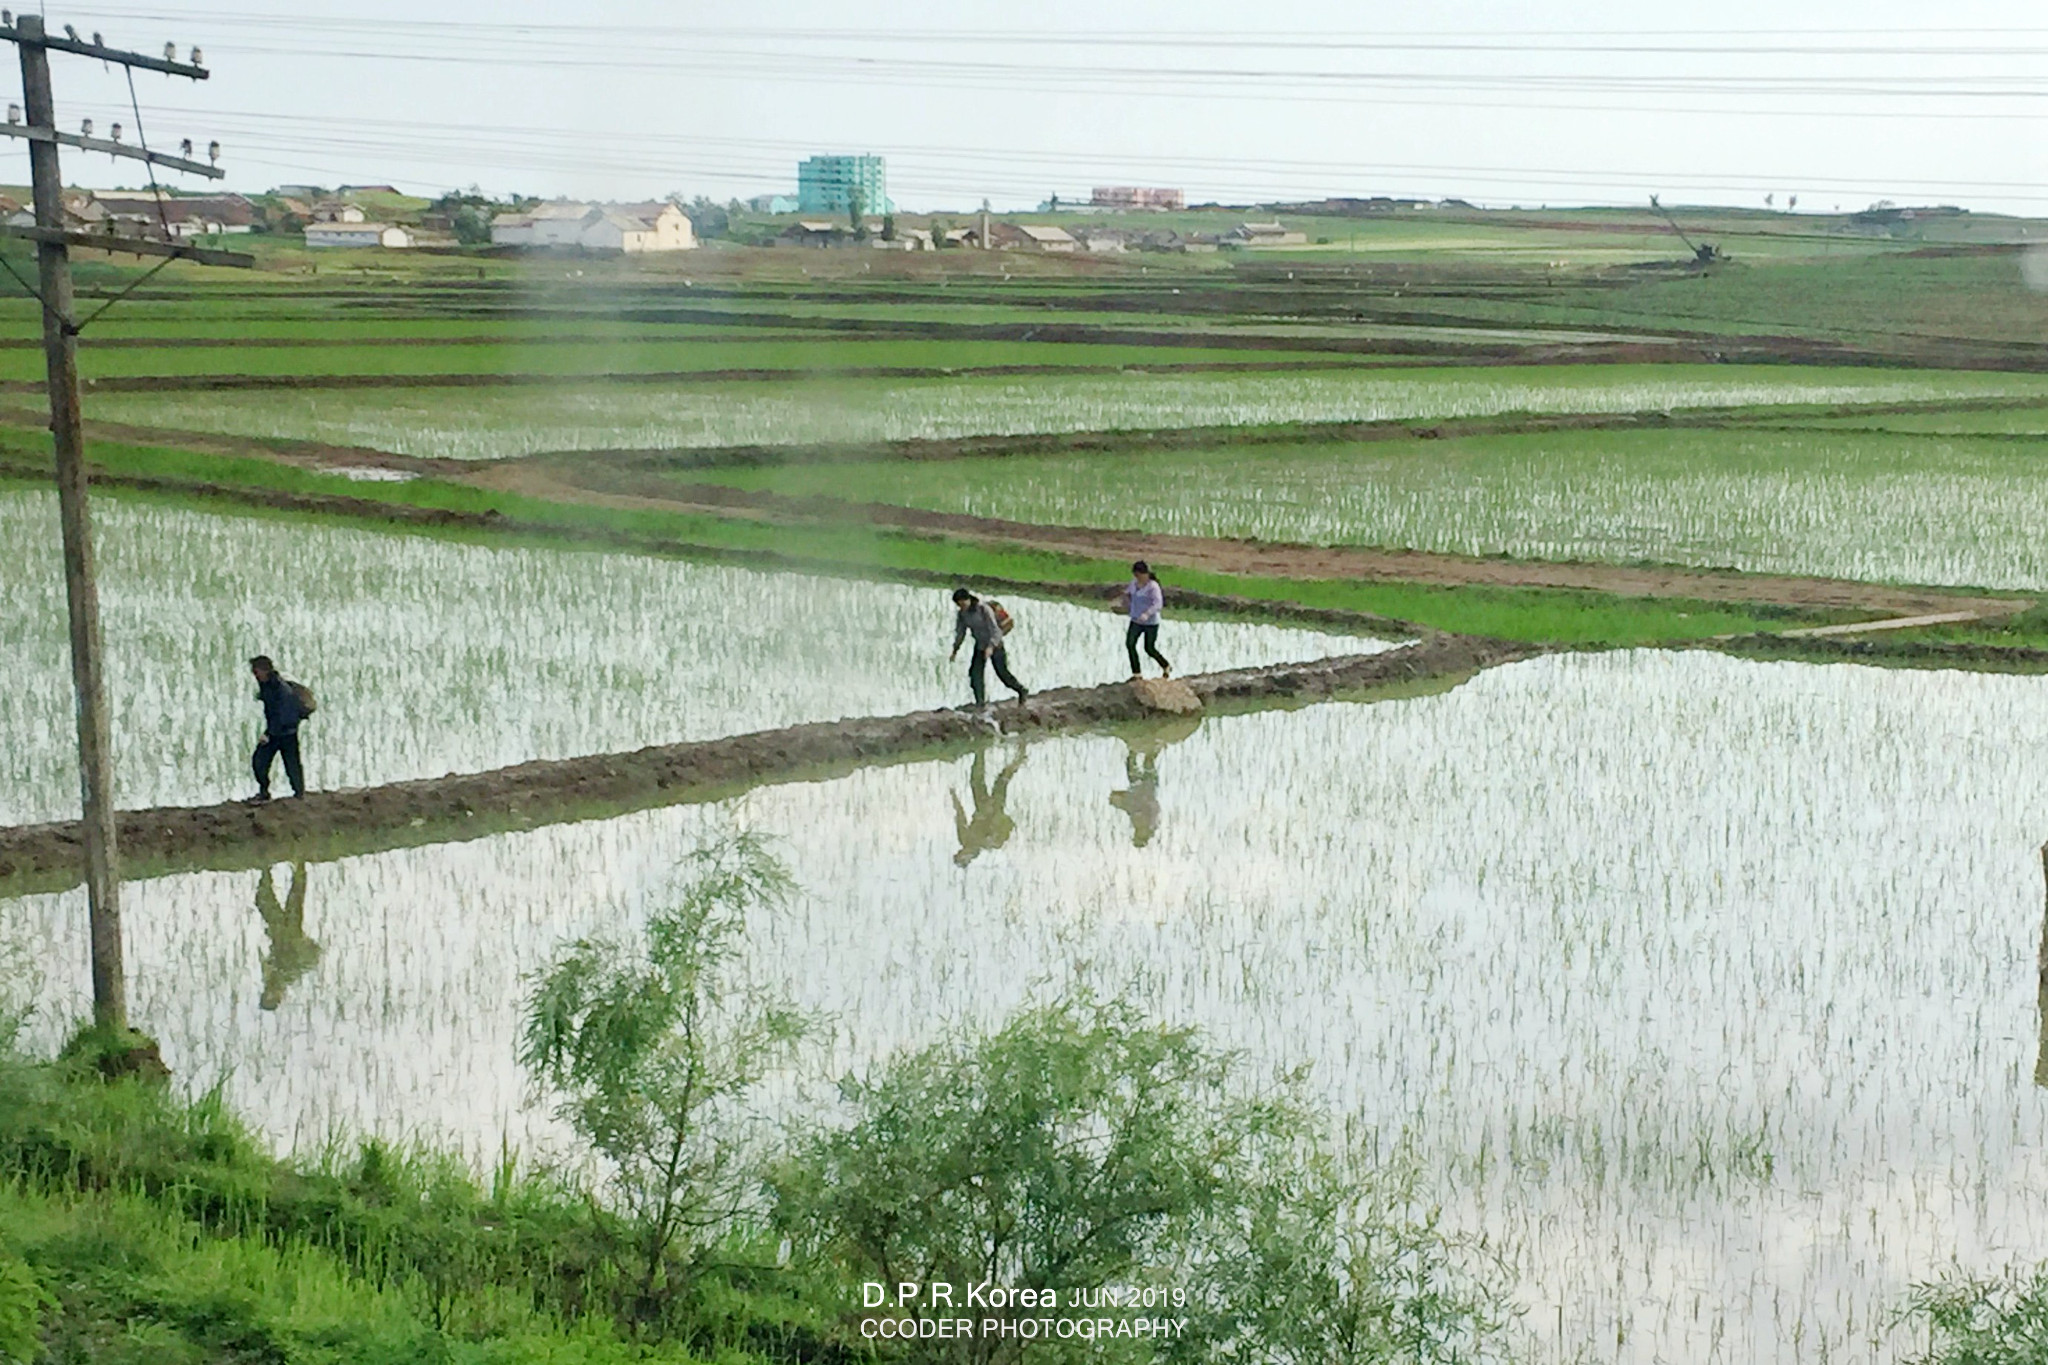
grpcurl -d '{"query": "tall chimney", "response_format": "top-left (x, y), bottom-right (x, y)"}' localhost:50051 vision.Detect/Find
top-left (980, 208), bottom-right (990, 250)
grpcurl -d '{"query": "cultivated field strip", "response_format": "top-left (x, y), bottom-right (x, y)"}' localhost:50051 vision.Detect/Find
top-left (82, 365), bottom-right (2048, 460)
top-left (690, 424), bottom-right (2048, 593)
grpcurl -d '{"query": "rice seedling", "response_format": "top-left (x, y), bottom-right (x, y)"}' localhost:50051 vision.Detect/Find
top-left (713, 426), bottom-right (2048, 592)
top-left (0, 488), bottom-right (1375, 822)
top-left (83, 364), bottom-right (2048, 460)
top-left (9, 649), bottom-right (2043, 1363)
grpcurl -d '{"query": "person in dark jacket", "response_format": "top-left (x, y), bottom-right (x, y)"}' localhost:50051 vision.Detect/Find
top-left (247, 655), bottom-right (306, 801)
top-left (949, 588), bottom-right (1028, 708)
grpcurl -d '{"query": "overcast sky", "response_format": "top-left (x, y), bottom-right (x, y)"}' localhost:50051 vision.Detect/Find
top-left (14, 0), bottom-right (2048, 214)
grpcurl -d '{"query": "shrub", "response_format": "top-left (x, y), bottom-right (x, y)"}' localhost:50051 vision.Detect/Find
top-left (1907, 1268), bottom-right (2048, 1364)
top-left (0, 1254), bottom-right (51, 1364)
top-left (522, 832), bottom-right (811, 1324)
top-left (770, 994), bottom-right (1508, 1363)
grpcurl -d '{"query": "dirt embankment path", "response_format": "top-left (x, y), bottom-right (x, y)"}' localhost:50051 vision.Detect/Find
top-left (489, 461), bottom-right (2033, 622)
top-left (0, 636), bottom-right (1530, 892)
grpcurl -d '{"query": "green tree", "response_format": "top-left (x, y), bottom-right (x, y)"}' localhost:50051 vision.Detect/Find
top-left (521, 832), bottom-right (811, 1318)
top-left (686, 194), bottom-right (730, 240)
top-left (850, 188), bottom-right (868, 240)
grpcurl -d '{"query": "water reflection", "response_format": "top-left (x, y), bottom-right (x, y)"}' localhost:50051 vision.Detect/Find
top-left (255, 862), bottom-right (320, 1011)
top-left (951, 744), bottom-right (1027, 866)
top-left (1108, 716), bottom-right (1202, 849)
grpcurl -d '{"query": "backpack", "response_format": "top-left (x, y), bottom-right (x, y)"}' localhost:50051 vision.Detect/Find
top-left (988, 601), bottom-right (1015, 636)
top-left (287, 680), bottom-right (318, 719)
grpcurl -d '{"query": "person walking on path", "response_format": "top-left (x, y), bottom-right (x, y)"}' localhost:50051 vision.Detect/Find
top-left (950, 588), bottom-right (1029, 709)
top-left (1116, 560), bottom-right (1172, 681)
top-left (247, 655), bottom-right (306, 802)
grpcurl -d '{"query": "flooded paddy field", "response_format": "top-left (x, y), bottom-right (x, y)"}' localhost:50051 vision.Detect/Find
top-left (0, 488), bottom-right (1374, 823)
top-left (9, 649), bottom-right (2048, 1363)
top-left (707, 425), bottom-right (2048, 592)
top-left (83, 364), bottom-right (2048, 460)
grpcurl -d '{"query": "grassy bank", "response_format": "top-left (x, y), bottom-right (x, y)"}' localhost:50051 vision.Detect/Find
top-left (0, 1035), bottom-right (760, 1364)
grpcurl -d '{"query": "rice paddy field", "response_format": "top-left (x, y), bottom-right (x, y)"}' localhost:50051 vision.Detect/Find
top-left (703, 424), bottom-right (2048, 591)
top-left (8, 649), bottom-right (2048, 1364)
top-left (13, 226), bottom-right (2048, 1362)
top-left (0, 487), bottom-right (1376, 823)
top-left (81, 364), bottom-right (2048, 460)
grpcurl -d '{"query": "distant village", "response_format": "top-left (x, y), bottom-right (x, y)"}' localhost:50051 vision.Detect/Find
top-left (8, 151), bottom-right (1964, 261)
top-left (6, 154), bottom-right (1459, 257)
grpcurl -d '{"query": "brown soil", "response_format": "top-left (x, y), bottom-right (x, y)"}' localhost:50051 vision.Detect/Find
top-left (495, 463), bottom-right (2032, 621)
top-left (0, 637), bottom-right (1531, 891)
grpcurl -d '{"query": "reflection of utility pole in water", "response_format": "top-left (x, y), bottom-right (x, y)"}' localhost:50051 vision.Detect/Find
top-left (2037, 844), bottom-right (2048, 1088)
top-left (255, 863), bottom-right (321, 1012)
top-left (952, 745), bottom-right (1026, 867)
top-left (1108, 716), bottom-right (1201, 849)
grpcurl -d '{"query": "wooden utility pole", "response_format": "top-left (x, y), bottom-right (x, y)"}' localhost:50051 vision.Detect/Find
top-left (16, 14), bottom-right (121, 1028)
top-left (1, 14), bottom-right (246, 1031)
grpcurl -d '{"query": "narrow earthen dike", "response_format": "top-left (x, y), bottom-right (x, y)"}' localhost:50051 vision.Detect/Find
top-left (0, 635), bottom-right (1532, 891)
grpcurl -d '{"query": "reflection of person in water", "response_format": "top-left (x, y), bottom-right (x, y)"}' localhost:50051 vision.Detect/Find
top-left (952, 745), bottom-right (1026, 867)
top-left (1108, 717), bottom-right (1201, 849)
top-left (255, 862), bottom-right (321, 1011)
top-left (1108, 747), bottom-right (1163, 848)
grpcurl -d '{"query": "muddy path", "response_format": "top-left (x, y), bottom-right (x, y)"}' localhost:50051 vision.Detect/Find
top-left (492, 462), bottom-right (2033, 621)
top-left (0, 637), bottom-right (1530, 893)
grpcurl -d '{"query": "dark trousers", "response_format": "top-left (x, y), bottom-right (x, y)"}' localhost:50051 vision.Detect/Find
top-left (969, 645), bottom-right (1025, 704)
top-left (254, 732), bottom-right (305, 797)
top-left (1126, 622), bottom-right (1169, 675)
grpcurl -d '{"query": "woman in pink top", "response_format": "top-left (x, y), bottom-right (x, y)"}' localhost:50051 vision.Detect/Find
top-left (1119, 560), bottom-right (1171, 680)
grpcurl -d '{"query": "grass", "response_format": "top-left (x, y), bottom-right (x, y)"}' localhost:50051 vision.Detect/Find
top-left (0, 1042), bottom-right (744, 1363)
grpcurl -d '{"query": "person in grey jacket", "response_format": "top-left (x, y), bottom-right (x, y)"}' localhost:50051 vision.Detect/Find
top-left (1117, 560), bottom-right (1171, 680)
top-left (949, 588), bottom-right (1029, 707)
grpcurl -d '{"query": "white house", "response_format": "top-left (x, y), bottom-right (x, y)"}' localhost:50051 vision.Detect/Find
top-left (490, 201), bottom-right (695, 252)
top-left (304, 222), bottom-right (414, 249)
top-left (1232, 221), bottom-right (1308, 247)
